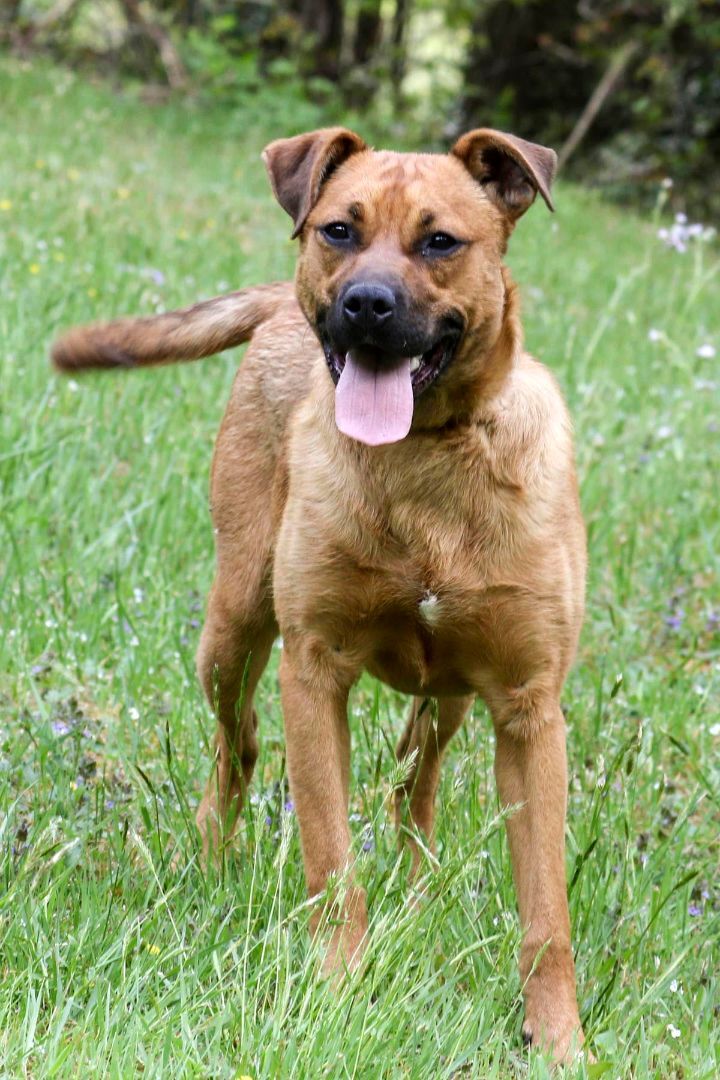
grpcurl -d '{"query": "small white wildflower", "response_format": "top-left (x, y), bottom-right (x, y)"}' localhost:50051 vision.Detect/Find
top-left (67, 379), bottom-right (79, 392)
top-left (696, 343), bottom-right (716, 359)
top-left (661, 177), bottom-right (673, 189)
top-left (648, 328), bottom-right (663, 342)
top-left (658, 215), bottom-right (713, 253)
top-left (709, 723), bottom-right (720, 736)
top-left (133, 587), bottom-right (145, 603)
top-left (669, 979), bottom-right (678, 993)
top-left (128, 706), bottom-right (140, 721)
top-left (657, 424), bottom-right (674, 440)
top-left (667, 1024), bottom-right (681, 1039)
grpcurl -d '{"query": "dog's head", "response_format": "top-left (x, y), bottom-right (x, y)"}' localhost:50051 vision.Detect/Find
top-left (262, 127), bottom-right (556, 446)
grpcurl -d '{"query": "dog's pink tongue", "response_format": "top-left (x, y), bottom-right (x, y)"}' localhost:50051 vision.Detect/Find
top-left (335, 349), bottom-right (414, 445)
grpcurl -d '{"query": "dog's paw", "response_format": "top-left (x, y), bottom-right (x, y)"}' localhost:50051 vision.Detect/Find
top-left (521, 1015), bottom-right (593, 1066)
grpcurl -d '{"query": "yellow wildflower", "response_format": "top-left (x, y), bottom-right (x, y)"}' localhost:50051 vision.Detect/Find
top-left (116, 186), bottom-right (131, 200)
top-left (29, 263), bottom-right (40, 275)
top-left (0, 199), bottom-right (12, 212)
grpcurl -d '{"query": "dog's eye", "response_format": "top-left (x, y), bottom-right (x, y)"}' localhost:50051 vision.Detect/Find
top-left (422, 232), bottom-right (462, 256)
top-left (321, 222), bottom-right (354, 245)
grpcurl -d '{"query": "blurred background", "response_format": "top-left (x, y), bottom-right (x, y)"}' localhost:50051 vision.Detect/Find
top-left (1, 0), bottom-right (719, 216)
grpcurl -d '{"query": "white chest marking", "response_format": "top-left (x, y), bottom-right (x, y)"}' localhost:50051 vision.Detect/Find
top-left (419, 590), bottom-right (442, 627)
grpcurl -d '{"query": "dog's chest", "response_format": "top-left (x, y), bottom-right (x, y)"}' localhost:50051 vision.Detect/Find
top-left (359, 570), bottom-right (495, 695)
top-left (278, 444), bottom-right (544, 696)
top-left (315, 540), bottom-right (512, 696)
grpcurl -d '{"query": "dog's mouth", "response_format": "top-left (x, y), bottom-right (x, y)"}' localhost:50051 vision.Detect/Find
top-left (321, 335), bottom-right (460, 447)
top-left (323, 335), bottom-right (459, 395)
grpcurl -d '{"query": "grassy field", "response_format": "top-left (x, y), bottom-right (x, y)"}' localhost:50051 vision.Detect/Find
top-left (1, 58), bottom-right (718, 1079)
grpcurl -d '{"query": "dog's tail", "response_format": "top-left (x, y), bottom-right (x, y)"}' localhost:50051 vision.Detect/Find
top-left (51, 281), bottom-right (294, 373)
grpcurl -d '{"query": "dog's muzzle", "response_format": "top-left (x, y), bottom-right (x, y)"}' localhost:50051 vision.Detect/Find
top-left (317, 277), bottom-right (463, 446)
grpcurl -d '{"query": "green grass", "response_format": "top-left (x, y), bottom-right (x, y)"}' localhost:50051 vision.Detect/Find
top-left (1, 57), bottom-right (719, 1079)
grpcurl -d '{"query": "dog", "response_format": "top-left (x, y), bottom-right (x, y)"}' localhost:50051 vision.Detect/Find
top-left (52, 126), bottom-right (588, 1062)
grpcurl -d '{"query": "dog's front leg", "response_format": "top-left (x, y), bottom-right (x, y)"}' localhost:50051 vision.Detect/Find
top-left (492, 699), bottom-right (585, 1063)
top-left (279, 646), bottom-right (367, 980)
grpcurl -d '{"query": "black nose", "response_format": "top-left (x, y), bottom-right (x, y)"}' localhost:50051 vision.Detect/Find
top-left (341, 282), bottom-right (396, 330)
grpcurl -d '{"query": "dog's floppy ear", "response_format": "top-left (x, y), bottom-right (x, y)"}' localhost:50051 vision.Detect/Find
top-left (451, 128), bottom-right (557, 219)
top-left (262, 127), bottom-right (367, 239)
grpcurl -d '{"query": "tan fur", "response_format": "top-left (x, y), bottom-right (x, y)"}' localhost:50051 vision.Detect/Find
top-left (51, 128), bottom-right (589, 1063)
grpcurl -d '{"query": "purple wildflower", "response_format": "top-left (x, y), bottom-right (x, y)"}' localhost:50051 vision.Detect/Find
top-left (664, 609), bottom-right (684, 631)
top-left (283, 799), bottom-right (294, 813)
top-left (51, 719), bottom-right (71, 736)
top-left (688, 903), bottom-right (702, 917)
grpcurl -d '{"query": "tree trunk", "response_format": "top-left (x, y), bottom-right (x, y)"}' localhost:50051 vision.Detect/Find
top-left (300, 0), bottom-right (343, 81)
top-left (460, 0), bottom-right (587, 137)
top-left (390, 0), bottom-right (409, 105)
top-left (119, 0), bottom-right (188, 89)
top-left (0, 0), bottom-right (23, 28)
top-left (353, 0), bottom-right (382, 67)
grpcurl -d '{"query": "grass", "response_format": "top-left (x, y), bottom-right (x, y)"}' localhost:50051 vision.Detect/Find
top-left (1, 57), bottom-right (719, 1079)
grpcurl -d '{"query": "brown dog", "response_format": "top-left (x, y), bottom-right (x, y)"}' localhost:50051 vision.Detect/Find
top-left (52, 127), bottom-right (588, 1062)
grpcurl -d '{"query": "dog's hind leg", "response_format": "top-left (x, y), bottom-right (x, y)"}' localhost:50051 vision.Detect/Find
top-left (394, 694), bottom-right (473, 876)
top-left (194, 368), bottom-right (281, 861)
top-left (195, 591), bottom-right (277, 860)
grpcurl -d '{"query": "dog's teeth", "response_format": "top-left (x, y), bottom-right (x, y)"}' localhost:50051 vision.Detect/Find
top-left (409, 356), bottom-right (421, 372)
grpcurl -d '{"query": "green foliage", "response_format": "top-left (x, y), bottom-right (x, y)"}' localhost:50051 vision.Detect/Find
top-left (1, 58), bottom-right (719, 1078)
top-left (460, 0), bottom-right (720, 214)
top-left (2, 2), bottom-right (718, 213)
